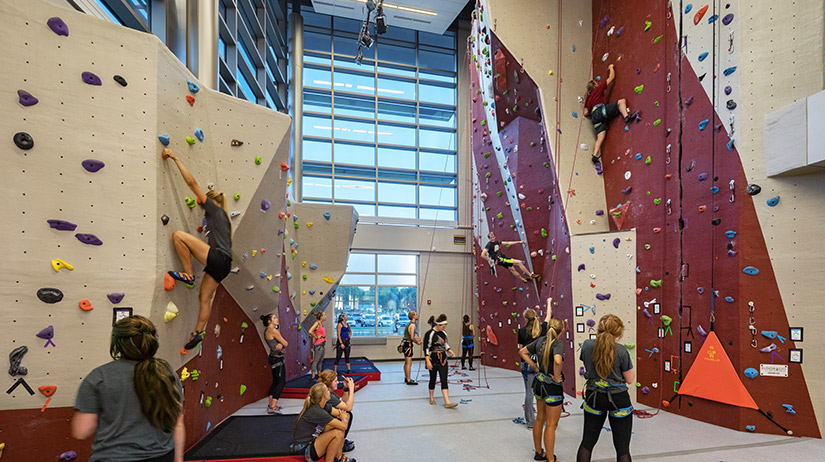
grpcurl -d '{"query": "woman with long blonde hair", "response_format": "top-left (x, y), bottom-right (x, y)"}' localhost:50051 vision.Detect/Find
top-left (72, 315), bottom-right (184, 462)
top-left (576, 314), bottom-right (634, 462)
top-left (517, 305), bottom-right (548, 429)
top-left (291, 382), bottom-right (354, 462)
top-left (519, 298), bottom-right (564, 462)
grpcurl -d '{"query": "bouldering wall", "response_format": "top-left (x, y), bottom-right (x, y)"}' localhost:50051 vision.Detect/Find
top-left (587, 0), bottom-right (823, 438)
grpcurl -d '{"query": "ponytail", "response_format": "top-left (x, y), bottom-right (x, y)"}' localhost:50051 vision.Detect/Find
top-left (260, 313), bottom-right (275, 328)
top-left (593, 314), bottom-right (624, 379)
top-left (541, 318), bottom-right (564, 373)
top-left (111, 315), bottom-right (181, 432)
top-left (523, 309), bottom-right (540, 339)
top-left (295, 383), bottom-right (327, 431)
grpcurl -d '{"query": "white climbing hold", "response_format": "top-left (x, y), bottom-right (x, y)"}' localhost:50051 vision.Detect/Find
top-left (607, 26), bottom-right (615, 36)
top-left (602, 52), bottom-right (609, 61)
top-left (624, 171), bottom-right (632, 180)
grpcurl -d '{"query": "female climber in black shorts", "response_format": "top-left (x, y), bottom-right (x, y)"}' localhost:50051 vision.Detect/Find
top-left (163, 148), bottom-right (233, 352)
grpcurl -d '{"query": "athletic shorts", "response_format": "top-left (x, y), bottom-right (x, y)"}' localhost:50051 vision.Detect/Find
top-left (591, 101), bottom-right (620, 135)
top-left (402, 340), bottom-right (414, 358)
top-left (290, 441), bottom-right (322, 462)
top-left (495, 256), bottom-right (514, 268)
top-left (205, 247), bottom-right (232, 283)
top-left (533, 379), bottom-right (564, 407)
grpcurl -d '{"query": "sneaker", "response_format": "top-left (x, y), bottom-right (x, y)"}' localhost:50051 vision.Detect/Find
top-left (168, 271), bottom-right (195, 284)
top-left (534, 450), bottom-right (548, 461)
top-left (343, 439), bottom-right (355, 452)
top-left (405, 380), bottom-right (418, 385)
top-left (461, 365), bottom-right (467, 370)
top-left (469, 367), bottom-right (476, 371)
top-left (183, 330), bottom-right (205, 350)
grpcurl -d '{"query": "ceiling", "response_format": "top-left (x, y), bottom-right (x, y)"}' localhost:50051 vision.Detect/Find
top-left (309, 0), bottom-right (470, 35)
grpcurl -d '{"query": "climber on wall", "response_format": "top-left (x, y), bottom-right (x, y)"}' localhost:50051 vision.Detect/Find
top-left (162, 148), bottom-right (233, 352)
top-left (481, 231), bottom-right (538, 283)
top-left (582, 63), bottom-right (636, 168)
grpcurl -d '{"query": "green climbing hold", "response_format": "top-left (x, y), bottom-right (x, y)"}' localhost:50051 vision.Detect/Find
top-left (497, 191), bottom-right (503, 197)
top-left (502, 301), bottom-right (508, 306)
top-left (485, 172), bottom-right (492, 178)
top-left (653, 119), bottom-right (661, 126)
top-left (484, 152), bottom-right (491, 158)
top-left (240, 384), bottom-right (247, 396)
top-left (496, 212), bottom-right (503, 219)
top-left (645, 244), bottom-right (651, 250)
top-left (635, 85), bottom-right (645, 94)
top-left (482, 101), bottom-right (489, 106)
top-left (645, 155), bottom-right (652, 165)
top-left (541, 228), bottom-right (548, 238)
top-left (481, 120), bottom-right (487, 126)
top-left (653, 35), bottom-right (663, 44)
top-left (551, 255), bottom-right (556, 261)
top-left (186, 136), bottom-right (196, 145)
top-left (543, 162), bottom-right (550, 168)
top-left (661, 315), bottom-right (672, 326)
top-left (310, 302), bottom-right (316, 307)
top-left (503, 179), bottom-right (508, 185)
top-left (624, 343), bottom-right (635, 350)
top-left (302, 274), bottom-right (307, 280)
top-left (205, 396), bottom-right (212, 407)
top-left (644, 20), bottom-right (652, 31)
top-left (234, 193), bottom-right (240, 200)
top-left (255, 155), bottom-right (262, 165)
top-left (294, 222), bottom-right (299, 229)
top-left (241, 322), bottom-right (248, 329)
top-left (512, 105), bottom-right (519, 112)
top-left (530, 142), bottom-right (536, 147)
top-left (185, 197), bottom-right (196, 208)
top-left (650, 279), bottom-right (663, 287)
top-left (654, 101), bottom-right (660, 107)
top-left (653, 198), bottom-right (662, 205)
top-left (287, 199), bottom-right (292, 206)
top-left (272, 286), bottom-right (280, 293)
top-left (526, 207), bottom-right (533, 211)
top-left (510, 224), bottom-right (516, 229)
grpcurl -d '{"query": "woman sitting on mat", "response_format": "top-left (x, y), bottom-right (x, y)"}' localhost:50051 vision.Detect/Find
top-left (261, 313), bottom-right (288, 414)
top-left (318, 370), bottom-right (356, 453)
top-left (308, 311), bottom-right (328, 380)
top-left (576, 314), bottom-right (634, 462)
top-left (291, 383), bottom-right (354, 462)
top-left (162, 148), bottom-right (233, 352)
top-left (423, 314), bottom-right (458, 408)
top-left (401, 311), bottom-right (423, 385)
top-left (334, 313), bottom-right (352, 374)
top-left (582, 64), bottom-right (636, 167)
top-left (72, 315), bottom-right (184, 462)
top-left (520, 298), bottom-right (565, 462)
top-left (460, 314), bottom-right (476, 371)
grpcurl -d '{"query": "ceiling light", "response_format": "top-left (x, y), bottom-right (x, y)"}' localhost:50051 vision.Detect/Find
top-left (348, 0), bottom-right (437, 17)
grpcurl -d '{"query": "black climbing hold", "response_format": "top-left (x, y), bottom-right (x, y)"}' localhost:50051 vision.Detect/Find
top-left (711, 218), bottom-right (721, 226)
top-left (714, 176), bottom-right (719, 181)
top-left (535, 107), bottom-right (541, 120)
top-left (698, 73), bottom-right (706, 82)
top-left (688, 401), bottom-right (693, 407)
top-left (37, 288), bottom-right (64, 304)
top-left (113, 75), bottom-right (128, 86)
top-left (82, 71), bottom-right (102, 86)
top-left (82, 159), bottom-right (105, 172)
top-left (14, 132), bottom-right (34, 150)
top-left (161, 214), bottom-right (170, 225)
top-left (746, 184), bottom-right (761, 196)
top-left (18, 90), bottom-right (38, 107)
top-left (726, 100), bottom-right (737, 110)
top-left (231, 139), bottom-right (244, 147)
top-left (8, 346), bottom-right (29, 376)
top-left (47, 17), bottom-right (69, 36)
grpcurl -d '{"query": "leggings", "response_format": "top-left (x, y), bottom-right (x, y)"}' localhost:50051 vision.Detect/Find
top-left (344, 410), bottom-right (353, 438)
top-left (269, 363), bottom-right (285, 399)
top-left (461, 345), bottom-right (474, 368)
top-left (335, 341), bottom-right (351, 367)
top-left (576, 390), bottom-right (633, 462)
top-left (428, 352), bottom-right (449, 390)
top-left (521, 363), bottom-right (536, 426)
top-left (312, 343), bottom-right (325, 374)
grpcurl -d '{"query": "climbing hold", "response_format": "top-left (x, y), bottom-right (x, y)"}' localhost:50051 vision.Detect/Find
top-left (710, 187), bottom-right (719, 194)
top-left (743, 266), bottom-right (759, 275)
top-left (644, 244), bottom-right (651, 250)
top-left (187, 80), bottom-right (200, 93)
top-left (37, 326), bottom-right (55, 345)
top-left (616, 26), bottom-right (624, 38)
top-left (577, 264), bottom-right (586, 272)
top-left (698, 52), bottom-right (708, 61)
top-left (694, 5), bottom-right (709, 25)
top-left (107, 293), bottom-right (125, 304)
top-left (81, 159), bottom-right (106, 173)
top-left (653, 119), bottom-right (661, 126)
top-left (746, 184), bottom-right (761, 195)
top-left (164, 302), bottom-right (179, 322)
top-left (14, 131), bottom-right (34, 150)
top-left (724, 86), bottom-right (732, 95)
top-left (653, 198), bottom-right (662, 205)
top-left (744, 368), bottom-right (758, 379)
top-left (723, 66), bottom-right (737, 76)
top-left (685, 4), bottom-right (693, 13)
top-left (113, 75), bottom-right (128, 86)
top-left (261, 200), bottom-right (271, 211)
top-left (712, 218), bottom-right (721, 226)
top-left (75, 233), bottom-right (103, 246)
top-left (602, 52), bottom-right (609, 62)
top-left (650, 279), bottom-right (663, 288)
top-left (611, 238), bottom-right (620, 249)
top-left (766, 196), bottom-right (780, 207)
top-left (47, 16), bottom-right (70, 36)
top-left (47, 219), bottom-right (77, 231)
top-left (645, 155), bottom-right (652, 165)
top-left (725, 230), bottom-right (736, 238)
top-left (164, 273), bottom-right (176, 291)
top-left (621, 187), bottom-right (632, 195)
top-left (37, 288), bottom-right (64, 304)
top-left (81, 71), bottom-right (102, 86)
top-left (51, 258), bottom-right (74, 272)
top-left (306, 222), bottom-right (313, 228)
top-left (644, 20), bottom-right (652, 31)
top-left (78, 299), bottom-right (94, 311)
top-left (280, 162), bottom-right (290, 171)
top-left (323, 276), bottom-right (335, 284)
top-left (255, 156), bottom-right (262, 165)
top-left (745, 425), bottom-right (756, 432)
top-left (17, 89), bottom-right (39, 107)
top-left (595, 293), bottom-right (611, 301)
top-left (541, 228), bottom-right (548, 238)
top-left (722, 14), bottom-right (734, 25)
top-left (186, 136), bottom-right (196, 145)
top-left (240, 384), bottom-right (247, 396)
top-left (59, 451), bottom-right (77, 461)
top-left (205, 396), bottom-right (212, 407)
top-left (185, 197), bottom-right (196, 208)
top-left (726, 100), bottom-right (737, 110)
top-left (195, 128), bottom-right (204, 142)
top-left (634, 85), bottom-right (644, 94)
top-left (161, 214), bottom-right (170, 226)
top-left (698, 119), bottom-right (709, 130)
top-left (158, 134), bottom-right (170, 146)
top-left (725, 296), bottom-right (734, 303)
top-left (661, 315), bottom-right (672, 326)
top-left (186, 95), bottom-right (196, 106)
top-left (653, 35), bottom-right (663, 44)
top-left (782, 404), bottom-right (796, 415)
top-left (708, 14), bottom-right (718, 24)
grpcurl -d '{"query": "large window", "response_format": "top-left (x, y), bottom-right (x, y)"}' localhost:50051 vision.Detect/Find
top-left (333, 253), bottom-right (418, 337)
top-left (300, 9), bottom-right (458, 222)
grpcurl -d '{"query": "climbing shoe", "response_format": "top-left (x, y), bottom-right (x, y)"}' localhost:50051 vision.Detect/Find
top-left (267, 405), bottom-right (282, 415)
top-left (168, 271), bottom-right (195, 284)
top-left (534, 450), bottom-right (548, 461)
top-left (183, 330), bottom-right (205, 350)
top-left (530, 273), bottom-right (541, 280)
top-left (469, 367), bottom-right (476, 371)
top-left (343, 439), bottom-right (355, 452)
top-left (334, 457), bottom-right (355, 462)
top-left (591, 154), bottom-right (601, 165)
top-left (624, 110), bottom-right (639, 124)
top-left (405, 380), bottom-right (418, 385)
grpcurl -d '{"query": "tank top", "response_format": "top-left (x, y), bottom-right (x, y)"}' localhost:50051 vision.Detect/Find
top-left (403, 322), bottom-right (413, 341)
top-left (314, 324), bottom-right (326, 345)
top-left (265, 335), bottom-right (284, 366)
top-left (339, 323), bottom-right (351, 344)
top-left (462, 323), bottom-right (472, 338)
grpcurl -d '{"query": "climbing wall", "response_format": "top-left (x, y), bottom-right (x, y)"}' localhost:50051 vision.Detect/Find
top-left (588, 0), bottom-right (822, 437)
top-left (469, 4), bottom-right (576, 392)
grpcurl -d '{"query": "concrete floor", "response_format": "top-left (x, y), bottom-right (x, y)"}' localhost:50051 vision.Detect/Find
top-left (237, 361), bottom-right (824, 461)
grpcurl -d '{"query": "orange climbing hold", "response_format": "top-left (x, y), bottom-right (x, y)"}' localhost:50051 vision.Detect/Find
top-left (38, 385), bottom-right (57, 397)
top-left (164, 273), bottom-right (176, 291)
top-left (678, 331), bottom-right (758, 409)
top-left (186, 95), bottom-right (196, 106)
top-left (78, 299), bottom-right (94, 311)
top-left (281, 162), bottom-right (290, 171)
top-left (485, 324), bottom-right (499, 346)
top-left (694, 5), bottom-right (709, 25)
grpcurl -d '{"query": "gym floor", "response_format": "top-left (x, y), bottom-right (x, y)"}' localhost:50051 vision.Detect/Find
top-left (235, 362), bottom-right (825, 461)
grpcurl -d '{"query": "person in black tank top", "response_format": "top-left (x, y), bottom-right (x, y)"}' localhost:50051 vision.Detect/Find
top-left (460, 315), bottom-right (475, 370)
top-left (260, 313), bottom-right (288, 414)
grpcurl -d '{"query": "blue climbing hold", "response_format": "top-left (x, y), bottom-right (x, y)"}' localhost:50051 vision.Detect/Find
top-left (727, 138), bottom-right (735, 151)
top-left (187, 80), bottom-right (200, 93)
top-left (242, 252), bottom-right (249, 260)
top-left (685, 4), bottom-right (693, 13)
top-left (616, 27), bottom-right (624, 38)
top-left (743, 266), bottom-right (759, 275)
top-left (323, 212), bottom-right (331, 220)
top-left (158, 134), bottom-right (170, 146)
top-left (698, 52), bottom-right (708, 61)
top-left (744, 368), bottom-right (758, 379)
top-left (745, 425), bottom-right (755, 432)
top-left (767, 196), bottom-right (780, 207)
top-left (635, 153), bottom-right (642, 160)
top-left (698, 119), bottom-right (709, 130)
top-left (782, 404), bottom-right (796, 414)
top-left (259, 272), bottom-right (267, 278)
top-left (724, 66), bottom-right (737, 76)
top-left (194, 128), bottom-right (204, 142)
top-left (725, 296), bottom-right (734, 303)
top-left (572, 112), bottom-right (578, 118)
top-left (710, 186), bottom-right (719, 194)
top-left (725, 230), bottom-right (736, 238)
top-left (309, 263), bottom-right (318, 270)
top-left (761, 331), bottom-right (778, 339)
top-left (589, 247), bottom-right (595, 254)
top-left (308, 290), bottom-right (316, 295)
top-left (708, 14), bottom-right (718, 23)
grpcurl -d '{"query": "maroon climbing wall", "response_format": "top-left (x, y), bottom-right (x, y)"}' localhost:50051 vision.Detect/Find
top-left (0, 407), bottom-right (90, 461)
top-left (591, 0), bottom-right (819, 437)
top-left (471, 33), bottom-right (576, 396)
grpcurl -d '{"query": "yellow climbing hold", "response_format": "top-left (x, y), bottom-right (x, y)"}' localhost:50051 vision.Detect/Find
top-left (266, 274), bottom-right (272, 280)
top-left (164, 302), bottom-right (179, 322)
top-left (287, 177), bottom-right (292, 186)
top-left (306, 222), bottom-right (313, 228)
top-left (51, 258), bottom-right (74, 272)
top-left (302, 261), bottom-right (308, 267)
top-left (548, 70), bottom-right (554, 75)
top-left (323, 276), bottom-right (335, 284)
top-left (180, 367), bottom-right (190, 381)
top-left (251, 250), bottom-right (257, 256)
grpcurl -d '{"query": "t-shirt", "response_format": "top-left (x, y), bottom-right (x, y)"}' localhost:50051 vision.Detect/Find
top-left (584, 81), bottom-right (608, 113)
top-left (323, 390), bottom-right (342, 414)
top-left (485, 240), bottom-right (504, 261)
top-left (579, 339), bottom-right (633, 391)
top-left (517, 321), bottom-right (548, 347)
top-left (293, 404), bottom-right (334, 445)
top-left (75, 360), bottom-right (183, 462)
top-left (202, 198), bottom-right (232, 255)
top-left (525, 336), bottom-right (564, 375)
top-left (422, 329), bottom-right (451, 356)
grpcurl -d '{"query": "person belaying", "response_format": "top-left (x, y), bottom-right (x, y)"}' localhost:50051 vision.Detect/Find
top-left (481, 231), bottom-right (538, 282)
top-left (583, 63), bottom-right (636, 168)
top-left (162, 148), bottom-right (233, 352)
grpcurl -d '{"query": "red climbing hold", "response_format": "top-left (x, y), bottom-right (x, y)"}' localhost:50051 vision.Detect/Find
top-left (186, 95), bottom-right (196, 106)
top-left (694, 5), bottom-right (709, 25)
top-left (164, 273), bottom-right (176, 291)
top-left (485, 324), bottom-right (499, 346)
top-left (281, 162), bottom-right (290, 171)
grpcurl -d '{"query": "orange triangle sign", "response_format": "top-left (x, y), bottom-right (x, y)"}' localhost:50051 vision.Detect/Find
top-left (678, 331), bottom-right (758, 409)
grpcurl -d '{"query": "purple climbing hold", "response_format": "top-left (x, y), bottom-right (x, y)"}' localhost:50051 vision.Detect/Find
top-left (37, 288), bottom-right (64, 304)
top-left (615, 26), bottom-right (624, 38)
top-left (36, 325), bottom-right (55, 340)
top-left (595, 210), bottom-right (604, 216)
top-left (724, 85), bottom-right (732, 95)
top-left (261, 199), bottom-right (271, 211)
top-left (698, 172), bottom-right (708, 181)
top-left (107, 293), bottom-right (125, 304)
top-left (685, 95), bottom-right (694, 106)
top-left (621, 187), bottom-right (632, 195)
top-left (595, 293), bottom-right (611, 301)
top-left (82, 71), bottom-right (102, 86)
top-left (82, 159), bottom-right (105, 172)
top-left (697, 287), bottom-right (704, 294)
top-left (641, 386), bottom-right (650, 394)
top-left (697, 324), bottom-right (708, 337)
top-left (18, 90), bottom-right (38, 107)
top-left (722, 13), bottom-right (734, 25)
top-left (599, 15), bottom-right (609, 28)
top-left (47, 17), bottom-right (69, 36)
top-left (613, 238), bottom-right (621, 248)
top-left (579, 366), bottom-right (586, 376)
top-left (75, 233), bottom-right (103, 245)
top-left (577, 264), bottom-right (586, 272)
top-left (59, 451), bottom-right (78, 461)
top-left (586, 319), bottom-right (596, 327)
top-left (47, 219), bottom-right (77, 231)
